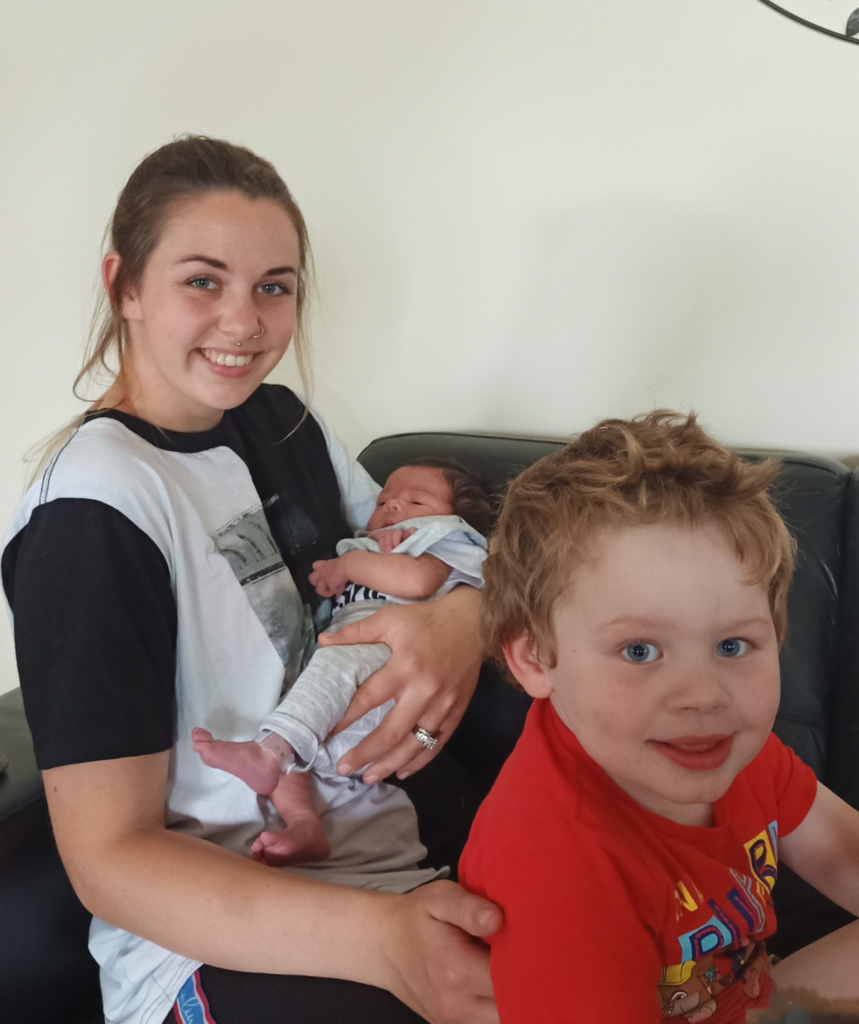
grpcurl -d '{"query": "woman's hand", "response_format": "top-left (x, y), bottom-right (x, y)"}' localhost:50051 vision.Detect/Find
top-left (377, 880), bottom-right (501, 1024)
top-left (318, 585), bottom-right (484, 782)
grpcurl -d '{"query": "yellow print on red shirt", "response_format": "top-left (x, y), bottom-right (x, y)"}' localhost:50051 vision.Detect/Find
top-left (674, 879), bottom-right (702, 915)
top-left (744, 822), bottom-right (778, 892)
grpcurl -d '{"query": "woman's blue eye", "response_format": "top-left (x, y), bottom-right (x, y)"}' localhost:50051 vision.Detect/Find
top-left (189, 277), bottom-right (216, 290)
top-left (623, 642), bottom-right (659, 664)
top-left (716, 638), bottom-right (748, 658)
top-left (259, 282), bottom-right (287, 295)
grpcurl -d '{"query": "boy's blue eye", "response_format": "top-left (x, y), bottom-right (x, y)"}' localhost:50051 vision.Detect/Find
top-left (716, 638), bottom-right (748, 658)
top-left (623, 642), bottom-right (659, 664)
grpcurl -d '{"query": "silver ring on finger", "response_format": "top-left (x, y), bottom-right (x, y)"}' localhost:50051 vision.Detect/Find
top-left (412, 725), bottom-right (438, 751)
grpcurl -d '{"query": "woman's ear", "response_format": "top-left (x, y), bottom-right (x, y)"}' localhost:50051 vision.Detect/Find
top-left (503, 633), bottom-right (554, 699)
top-left (102, 251), bottom-right (140, 320)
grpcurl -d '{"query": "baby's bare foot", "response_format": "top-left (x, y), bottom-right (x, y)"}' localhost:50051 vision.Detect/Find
top-left (192, 728), bottom-right (283, 795)
top-left (251, 815), bottom-right (332, 867)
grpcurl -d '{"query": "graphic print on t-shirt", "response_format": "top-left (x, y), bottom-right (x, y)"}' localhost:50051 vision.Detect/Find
top-left (335, 581), bottom-right (389, 610)
top-left (212, 504), bottom-right (306, 679)
top-left (744, 823), bottom-right (778, 892)
top-left (658, 939), bottom-right (771, 1020)
top-left (658, 825), bottom-right (779, 1020)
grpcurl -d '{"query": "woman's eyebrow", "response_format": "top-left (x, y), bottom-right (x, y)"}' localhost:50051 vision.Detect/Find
top-left (179, 255), bottom-right (228, 269)
top-left (177, 255), bottom-right (297, 276)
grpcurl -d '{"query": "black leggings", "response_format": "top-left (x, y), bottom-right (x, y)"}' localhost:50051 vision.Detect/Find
top-left (163, 967), bottom-right (425, 1024)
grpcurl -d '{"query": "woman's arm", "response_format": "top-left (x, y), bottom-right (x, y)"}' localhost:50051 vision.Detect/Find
top-left (319, 585), bottom-right (484, 782)
top-left (45, 750), bottom-right (501, 1023)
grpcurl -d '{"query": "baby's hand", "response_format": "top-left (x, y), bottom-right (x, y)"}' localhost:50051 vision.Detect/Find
top-left (367, 526), bottom-right (417, 553)
top-left (309, 557), bottom-right (351, 598)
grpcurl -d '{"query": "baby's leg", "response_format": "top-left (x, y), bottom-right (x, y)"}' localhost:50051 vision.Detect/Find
top-left (251, 772), bottom-right (331, 867)
top-left (262, 641), bottom-right (392, 769)
top-left (191, 728), bottom-right (293, 795)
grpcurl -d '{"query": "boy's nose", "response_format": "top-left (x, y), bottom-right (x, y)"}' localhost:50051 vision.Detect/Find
top-left (668, 668), bottom-right (731, 713)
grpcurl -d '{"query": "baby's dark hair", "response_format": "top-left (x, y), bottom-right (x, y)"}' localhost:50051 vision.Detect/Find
top-left (404, 457), bottom-right (496, 536)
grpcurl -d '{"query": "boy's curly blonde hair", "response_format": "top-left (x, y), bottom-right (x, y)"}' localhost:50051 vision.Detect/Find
top-left (481, 411), bottom-right (796, 669)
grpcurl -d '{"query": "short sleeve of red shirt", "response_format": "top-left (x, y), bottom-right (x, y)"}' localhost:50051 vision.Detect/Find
top-left (466, 819), bottom-right (665, 1024)
top-left (754, 731), bottom-right (818, 838)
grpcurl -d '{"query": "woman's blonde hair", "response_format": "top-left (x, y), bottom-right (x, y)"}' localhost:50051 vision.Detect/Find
top-left (28, 135), bottom-right (313, 481)
top-left (481, 411), bottom-right (796, 671)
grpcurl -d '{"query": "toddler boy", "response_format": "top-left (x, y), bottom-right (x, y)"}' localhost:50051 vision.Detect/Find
top-left (460, 412), bottom-right (859, 1023)
top-left (194, 459), bottom-right (493, 866)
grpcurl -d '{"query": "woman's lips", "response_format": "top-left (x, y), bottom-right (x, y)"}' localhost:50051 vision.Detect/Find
top-left (650, 735), bottom-right (734, 772)
top-left (197, 348), bottom-right (257, 378)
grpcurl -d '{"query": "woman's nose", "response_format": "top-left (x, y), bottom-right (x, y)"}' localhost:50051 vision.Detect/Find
top-left (218, 291), bottom-right (259, 340)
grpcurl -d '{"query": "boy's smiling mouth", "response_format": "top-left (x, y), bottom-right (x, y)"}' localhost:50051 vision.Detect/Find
top-left (649, 735), bottom-right (734, 772)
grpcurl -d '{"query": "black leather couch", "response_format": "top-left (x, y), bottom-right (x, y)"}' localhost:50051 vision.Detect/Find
top-left (2, 431), bottom-right (858, 1024)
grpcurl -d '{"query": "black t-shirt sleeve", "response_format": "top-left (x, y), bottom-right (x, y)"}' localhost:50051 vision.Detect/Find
top-left (2, 498), bottom-right (177, 769)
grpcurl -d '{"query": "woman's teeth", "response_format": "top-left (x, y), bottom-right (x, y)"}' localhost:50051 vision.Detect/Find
top-left (202, 350), bottom-right (254, 367)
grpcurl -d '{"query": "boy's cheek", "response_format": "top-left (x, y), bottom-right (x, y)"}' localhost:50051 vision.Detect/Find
top-left (743, 662), bottom-right (781, 725)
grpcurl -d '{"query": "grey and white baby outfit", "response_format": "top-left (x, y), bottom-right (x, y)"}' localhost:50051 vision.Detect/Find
top-left (259, 513), bottom-right (487, 776)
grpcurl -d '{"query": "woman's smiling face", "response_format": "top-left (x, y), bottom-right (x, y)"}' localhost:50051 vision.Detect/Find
top-left (114, 190), bottom-right (300, 431)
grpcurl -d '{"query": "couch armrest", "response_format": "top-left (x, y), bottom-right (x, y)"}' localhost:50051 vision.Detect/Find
top-left (0, 689), bottom-right (101, 1023)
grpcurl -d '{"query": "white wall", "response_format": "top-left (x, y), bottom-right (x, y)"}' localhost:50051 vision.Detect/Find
top-left (2, 0), bottom-right (859, 693)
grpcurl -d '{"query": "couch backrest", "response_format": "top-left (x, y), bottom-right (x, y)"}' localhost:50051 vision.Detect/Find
top-left (828, 468), bottom-right (859, 810)
top-left (767, 454), bottom-right (851, 785)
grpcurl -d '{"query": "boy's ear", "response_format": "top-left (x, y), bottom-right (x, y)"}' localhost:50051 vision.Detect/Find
top-left (503, 633), bottom-right (554, 699)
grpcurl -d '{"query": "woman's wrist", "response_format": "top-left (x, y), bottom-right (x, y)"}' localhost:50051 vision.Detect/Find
top-left (366, 881), bottom-right (502, 1022)
top-left (435, 583), bottom-right (486, 661)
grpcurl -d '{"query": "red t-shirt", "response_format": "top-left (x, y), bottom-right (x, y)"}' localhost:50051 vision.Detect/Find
top-left (459, 699), bottom-right (818, 1024)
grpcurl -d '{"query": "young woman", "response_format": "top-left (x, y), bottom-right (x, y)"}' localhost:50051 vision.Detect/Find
top-left (1, 137), bottom-right (501, 1024)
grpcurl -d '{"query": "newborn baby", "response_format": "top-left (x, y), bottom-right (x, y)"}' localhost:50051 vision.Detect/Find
top-left (193, 460), bottom-right (492, 865)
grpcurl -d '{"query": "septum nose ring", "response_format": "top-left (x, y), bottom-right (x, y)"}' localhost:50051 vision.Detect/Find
top-left (235, 322), bottom-right (265, 348)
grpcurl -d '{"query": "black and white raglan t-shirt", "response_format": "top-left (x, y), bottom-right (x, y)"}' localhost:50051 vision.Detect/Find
top-left (2, 385), bottom-right (441, 1024)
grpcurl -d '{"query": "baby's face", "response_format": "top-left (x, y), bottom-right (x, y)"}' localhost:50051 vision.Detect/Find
top-left (520, 521), bottom-right (781, 826)
top-left (367, 465), bottom-right (454, 530)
